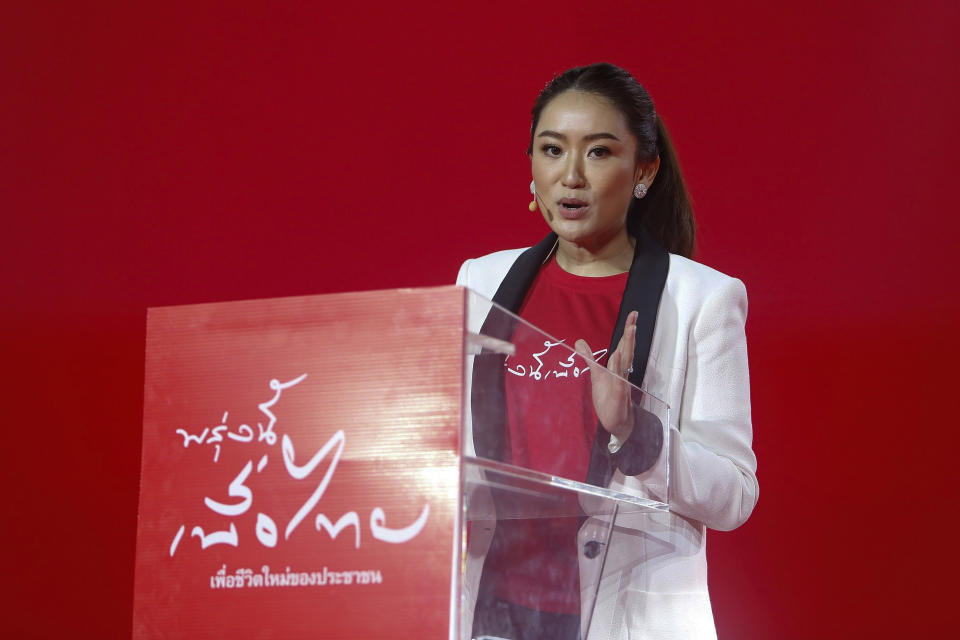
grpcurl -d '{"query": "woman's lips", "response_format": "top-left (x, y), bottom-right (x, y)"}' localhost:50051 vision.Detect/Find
top-left (557, 198), bottom-right (589, 220)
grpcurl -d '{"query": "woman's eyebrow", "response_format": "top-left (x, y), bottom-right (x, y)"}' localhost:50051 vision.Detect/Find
top-left (537, 130), bottom-right (622, 142)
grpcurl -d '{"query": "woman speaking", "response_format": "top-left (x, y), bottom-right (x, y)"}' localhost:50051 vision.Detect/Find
top-left (457, 63), bottom-right (759, 640)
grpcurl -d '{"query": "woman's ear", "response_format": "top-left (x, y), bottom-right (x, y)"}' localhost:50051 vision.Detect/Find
top-left (635, 156), bottom-right (661, 188)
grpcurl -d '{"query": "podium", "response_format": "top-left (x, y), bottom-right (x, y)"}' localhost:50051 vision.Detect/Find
top-left (133, 286), bottom-right (670, 639)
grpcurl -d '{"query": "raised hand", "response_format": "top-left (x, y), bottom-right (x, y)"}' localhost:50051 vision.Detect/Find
top-left (574, 310), bottom-right (638, 442)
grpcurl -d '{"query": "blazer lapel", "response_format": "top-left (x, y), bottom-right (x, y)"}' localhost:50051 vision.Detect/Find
top-left (470, 233), bottom-right (558, 461)
top-left (609, 226), bottom-right (670, 390)
top-left (586, 226), bottom-right (670, 486)
top-left (490, 232), bottom-right (559, 312)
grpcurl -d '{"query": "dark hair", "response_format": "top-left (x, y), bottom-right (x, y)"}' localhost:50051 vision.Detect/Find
top-left (527, 63), bottom-right (696, 258)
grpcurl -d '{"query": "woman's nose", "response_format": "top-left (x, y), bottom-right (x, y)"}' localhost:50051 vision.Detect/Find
top-left (561, 156), bottom-right (586, 188)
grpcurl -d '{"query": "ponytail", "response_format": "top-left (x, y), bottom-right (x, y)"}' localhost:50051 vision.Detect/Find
top-left (627, 116), bottom-right (696, 258)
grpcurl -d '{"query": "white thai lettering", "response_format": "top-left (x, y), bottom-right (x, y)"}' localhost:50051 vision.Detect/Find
top-left (256, 512), bottom-right (278, 548)
top-left (258, 374), bottom-right (308, 445)
top-left (370, 504), bottom-right (430, 544)
top-left (190, 522), bottom-right (239, 548)
top-left (282, 430), bottom-right (344, 539)
top-left (315, 512), bottom-right (361, 548)
top-left (204, 460), bottom-right (253, 517)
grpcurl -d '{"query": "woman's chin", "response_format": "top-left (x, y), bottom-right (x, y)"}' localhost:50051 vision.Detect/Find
top-left (548, 220), bottom-right (596, 245)
top-left (547, 220), bottom-right (633, 256)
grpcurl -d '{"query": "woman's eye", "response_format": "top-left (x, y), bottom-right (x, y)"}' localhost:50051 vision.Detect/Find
top-left (589, 146), bottom-right (611, 158)
top-left (541, 144), bottom-right (562, 157)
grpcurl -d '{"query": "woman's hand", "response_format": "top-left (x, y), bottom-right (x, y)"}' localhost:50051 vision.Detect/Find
top-left (574, 310), bottom-right (638, 442)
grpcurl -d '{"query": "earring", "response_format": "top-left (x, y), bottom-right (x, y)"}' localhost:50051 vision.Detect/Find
top-left (529, 180), bottom-right (538, 212)
top-left (634, 183), bottom-right (648, 199)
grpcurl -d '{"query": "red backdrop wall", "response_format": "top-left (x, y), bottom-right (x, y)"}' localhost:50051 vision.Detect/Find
top-left (2, 1), bottom-right (958, 637)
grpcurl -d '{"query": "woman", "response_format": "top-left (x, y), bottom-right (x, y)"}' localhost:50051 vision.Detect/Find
top-left (457, 63), bottom-right (758, 640)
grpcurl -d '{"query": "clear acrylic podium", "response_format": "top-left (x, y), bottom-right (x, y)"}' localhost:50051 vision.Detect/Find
top-left (460, 288), bottom-right (669, 640)
top-left (133, 285), bottom-right (669, 639)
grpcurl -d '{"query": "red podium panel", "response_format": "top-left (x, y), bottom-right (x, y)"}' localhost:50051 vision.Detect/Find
top-left (133, 287), bottom-right (464, 639)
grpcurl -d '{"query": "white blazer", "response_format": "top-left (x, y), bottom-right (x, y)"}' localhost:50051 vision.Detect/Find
top-left (456, 237), bottom-right (758, 640)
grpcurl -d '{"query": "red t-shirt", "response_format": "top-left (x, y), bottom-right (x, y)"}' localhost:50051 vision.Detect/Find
top-left (488, 256), bottom-right (627, 613)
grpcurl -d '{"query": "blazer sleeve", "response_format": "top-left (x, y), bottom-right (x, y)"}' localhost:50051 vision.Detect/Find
top-left (456, 259), bottom-right (471, 287)
top-left (668, 277), bottom-right (758, 531)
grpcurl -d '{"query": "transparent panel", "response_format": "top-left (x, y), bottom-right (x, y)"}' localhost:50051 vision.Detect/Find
top-left (462, 288), bottom-right (670, 504)
top-left (459, 288), bottom-right (671, 640)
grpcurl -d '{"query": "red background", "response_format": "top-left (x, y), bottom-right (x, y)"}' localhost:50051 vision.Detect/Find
top-left (2, 1), bottom-right (958, 637)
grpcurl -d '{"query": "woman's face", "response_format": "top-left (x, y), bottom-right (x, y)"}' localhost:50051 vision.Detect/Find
top-left (531, 90), bottom-right (642, 252)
